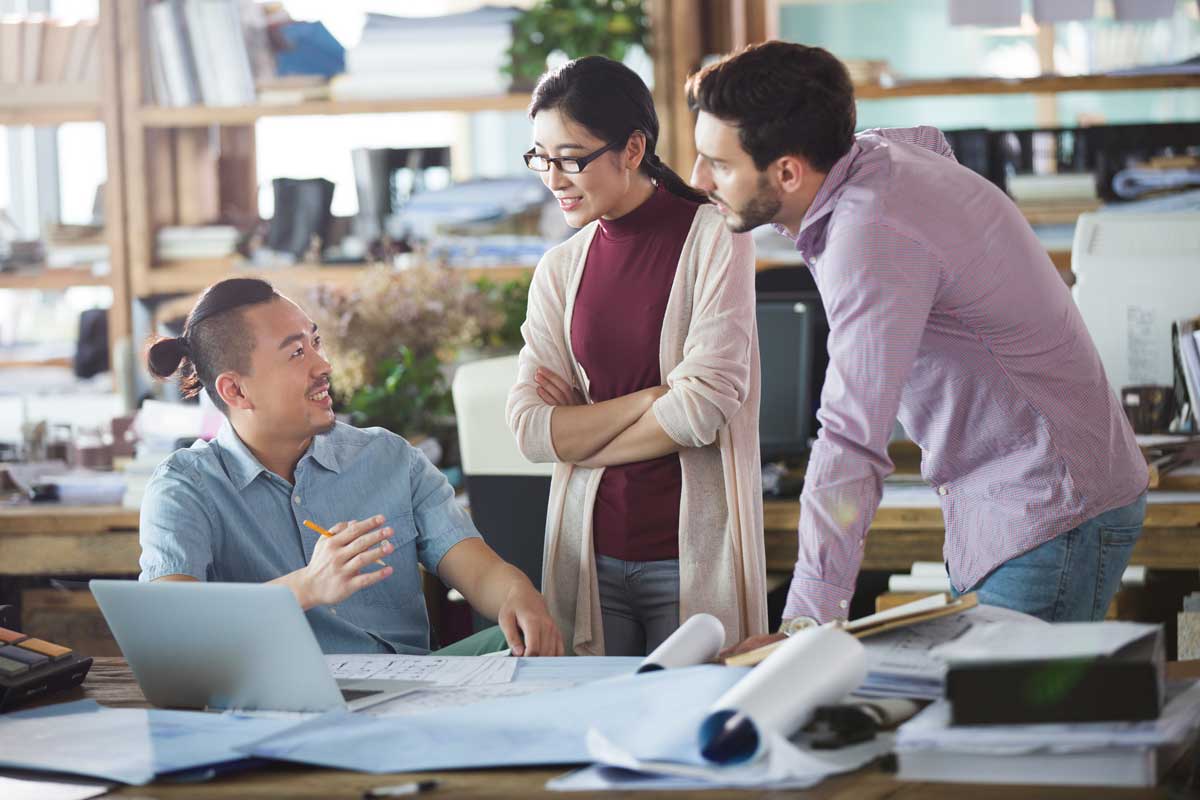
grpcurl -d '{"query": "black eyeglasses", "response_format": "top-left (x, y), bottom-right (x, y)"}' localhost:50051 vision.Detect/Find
top-left (523, 140), bottom-right (624, 174)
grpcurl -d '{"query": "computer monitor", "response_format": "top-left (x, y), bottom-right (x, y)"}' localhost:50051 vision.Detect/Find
top-left (1072, 210), bottom-right (1200, 393)
top-left (755, 267), bottom-right (829, 462)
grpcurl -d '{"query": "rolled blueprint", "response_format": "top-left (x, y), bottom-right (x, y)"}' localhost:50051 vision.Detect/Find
top-left (698, 624), bottom-right (866, 764)
top-left (637, 613), bottom-right (726, 673)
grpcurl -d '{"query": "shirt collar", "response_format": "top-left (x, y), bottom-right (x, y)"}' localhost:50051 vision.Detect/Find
top-left (309, 429), bottom-right (341, 474)
top-left (777, 139), bottom-right (862, 252)
top-left (215, 421), bottom-right (341, 491)
top-left (216, 421), bottom-right (269, 491)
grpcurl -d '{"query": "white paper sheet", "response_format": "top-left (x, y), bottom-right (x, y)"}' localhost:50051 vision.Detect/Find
top-left (699, 625), bottom-right (866, 763)
top-left (583, 728), bottom-right (892, 788)
top-left (858, 603), bottom-right (1045, 699)
top-left (0, 775), bottom-right (112, 800)
top-left (637, 613), bottom-right (724, 672)
top-left (325, 654), bottom-right (516, 685)
top-left (0, 700), bottom-right (299, 785)
top-left (931, 621), bottom-right (1157, 663)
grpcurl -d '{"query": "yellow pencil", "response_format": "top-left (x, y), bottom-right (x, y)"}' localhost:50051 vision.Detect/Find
top-left (303, 519), bottom-right (389, 568)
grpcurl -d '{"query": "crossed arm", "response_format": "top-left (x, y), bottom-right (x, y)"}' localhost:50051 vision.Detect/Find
top-left (535, 367), bottom-right (681, 468)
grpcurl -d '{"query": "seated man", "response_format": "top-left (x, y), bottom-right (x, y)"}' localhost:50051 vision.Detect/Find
top-left (140, 277), bottom-right (563, 656)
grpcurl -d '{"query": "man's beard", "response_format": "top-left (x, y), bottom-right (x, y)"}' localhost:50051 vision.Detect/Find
top-left (724, 174), bottom-right (782, 233)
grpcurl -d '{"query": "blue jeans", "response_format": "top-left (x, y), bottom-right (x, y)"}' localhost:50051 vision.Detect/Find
top-left (951, 493), bottom-right (1147, 622)
top-left (596, 555), bottom-right (681, 657)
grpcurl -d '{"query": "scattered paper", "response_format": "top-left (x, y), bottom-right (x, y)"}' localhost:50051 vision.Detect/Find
top-left (0, 700), bottom-right (298, 785)
top-left (858, 603), bottom-right (1045, 699)
top-left (326, 654), bottom-right (516, 686)
top-left (0, 774), bottom-right (113, 800)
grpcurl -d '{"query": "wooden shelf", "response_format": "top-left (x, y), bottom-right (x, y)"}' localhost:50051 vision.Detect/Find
top-left (0, 83), bottom-right (104, 126)
top-left (140, 259), bottom-right (537, 296)
top-left (0, 104), bottom-right (102, 126)
top-left (856, 72), bottom-right (1200, 99)
top-left (0, 266), bottom-right (111, 290)
top-left (136, 93), bottom-right (533, 127)
top-left (129, 75), bottom-right (1200, 128)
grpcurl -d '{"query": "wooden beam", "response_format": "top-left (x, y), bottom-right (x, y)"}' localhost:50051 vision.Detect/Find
top-left (98, 0), bottom-right (132, 404)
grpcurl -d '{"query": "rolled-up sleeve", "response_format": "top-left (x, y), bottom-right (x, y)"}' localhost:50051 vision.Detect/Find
top-left (138, 464), bottom-right (216, 582)
top-left (409, 444), bottom-right (482, 573)
top-left (652, 228), bottom-right (757, 448)
top-left (505, 253), bottom-right (573, 464)
top-left (784, 223), bottom-right (941, 622)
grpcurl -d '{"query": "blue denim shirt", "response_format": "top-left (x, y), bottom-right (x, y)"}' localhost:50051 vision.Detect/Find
top-left (138, 420), bottom-right (480, 654)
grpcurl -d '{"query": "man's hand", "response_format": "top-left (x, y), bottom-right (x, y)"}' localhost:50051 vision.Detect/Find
top-left (535, 368), bottom-right (585, 407)
top-left (718, 632), bottom-right (786, 661)
top-left (497, 583), bottom-right (564, 657)
top-left (290, 515), bottom-right (394, 610)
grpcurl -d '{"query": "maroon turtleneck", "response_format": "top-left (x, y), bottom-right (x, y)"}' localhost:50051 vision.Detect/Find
top-left (570, 184), bottom-right (700, 562)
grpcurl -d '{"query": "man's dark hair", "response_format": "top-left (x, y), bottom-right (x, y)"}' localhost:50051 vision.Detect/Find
top-left (686, 41), bottom-right (856, 172)
top-left (530, 55), bottom-right (709, 205)
top-left (146, 278), bottom-right (280, 414)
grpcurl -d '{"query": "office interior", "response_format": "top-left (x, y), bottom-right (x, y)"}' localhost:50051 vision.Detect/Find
top-left (0, 0), bottom-right (1199, 795)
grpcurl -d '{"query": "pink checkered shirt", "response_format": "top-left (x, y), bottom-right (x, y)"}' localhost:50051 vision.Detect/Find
top-left (783, 126), bottom-right (1148, 623)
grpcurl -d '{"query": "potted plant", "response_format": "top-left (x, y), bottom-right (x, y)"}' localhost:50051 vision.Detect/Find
top-left (307, 265), bottom-right (501, 463)
top-left (505, 0), bottom-right (649, 89)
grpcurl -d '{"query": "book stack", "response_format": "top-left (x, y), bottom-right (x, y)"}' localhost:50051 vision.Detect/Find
top-left (895, 622), bottom-right (1200, 787)
top-left (332, 6), bottom-right (520, 101)
top-left (143, 0), bottom-right (269, 107)
top-left (156, 225), bottom-right (240, 262)
top-left (0, 16), bottom-right (99, 105)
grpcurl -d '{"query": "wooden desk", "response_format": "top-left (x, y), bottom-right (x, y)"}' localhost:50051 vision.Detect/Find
top-left (35, 658), bottom-right (1175, 798)
top-left (763, 497), bottom-right (1200, 573)
top-left (2, 499), bottom-right (1197, 579)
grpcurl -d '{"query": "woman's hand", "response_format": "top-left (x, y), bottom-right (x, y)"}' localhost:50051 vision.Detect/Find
top-left (535, 368), bottom-right (585, 407)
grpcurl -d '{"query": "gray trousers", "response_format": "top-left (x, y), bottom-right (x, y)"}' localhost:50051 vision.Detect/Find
top-left (595, 554), bottom-right (681, 657)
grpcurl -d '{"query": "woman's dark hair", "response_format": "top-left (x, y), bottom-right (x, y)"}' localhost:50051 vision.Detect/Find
top-left (529, 55), bottom-right (708, 205)
top-left (686, 41), bottom-right (856, 173)
top-left (145, 278), bottom-right (279, 414)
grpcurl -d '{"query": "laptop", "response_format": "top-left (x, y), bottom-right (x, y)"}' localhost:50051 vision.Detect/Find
top-left (90, 580), bottom-right (423, 712)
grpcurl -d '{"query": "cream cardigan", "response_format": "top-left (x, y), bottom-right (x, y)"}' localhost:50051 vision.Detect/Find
top-left (505, 202), bottom-right (767, 655)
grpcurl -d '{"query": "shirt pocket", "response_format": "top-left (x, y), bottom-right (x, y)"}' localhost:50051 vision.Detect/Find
top-left (353, 512), bottom-right (423, 609)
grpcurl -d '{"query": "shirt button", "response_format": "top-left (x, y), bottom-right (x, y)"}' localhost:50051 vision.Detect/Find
top-left (293, 495), bottom-right (301, 504)
top-left (838, 600), bottom-right (849, 609)
top-left (938, 486), bottom-right (949, 496)
top-left (330, 608), bottom-right (337, 616)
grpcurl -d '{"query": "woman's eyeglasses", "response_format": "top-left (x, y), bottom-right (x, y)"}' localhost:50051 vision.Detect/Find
top-left (523, 140), bottom-right (623, 174)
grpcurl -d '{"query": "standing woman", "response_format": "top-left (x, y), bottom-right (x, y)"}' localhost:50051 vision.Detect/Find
top-left (506, 56), bottom-right (766, 656)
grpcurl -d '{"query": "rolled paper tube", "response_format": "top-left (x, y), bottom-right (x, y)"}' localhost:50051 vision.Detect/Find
top-left (698, 624), bottom-right (867, 765)
top-left (637, 613), bottom-right (726, 673)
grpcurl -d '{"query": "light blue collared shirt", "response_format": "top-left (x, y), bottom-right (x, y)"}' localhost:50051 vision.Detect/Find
top-left (138, 420), bottom-right (480, 653)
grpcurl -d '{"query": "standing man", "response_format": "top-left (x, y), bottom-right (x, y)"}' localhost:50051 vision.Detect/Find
top-left (686, 42), bottom-right (1148, 648)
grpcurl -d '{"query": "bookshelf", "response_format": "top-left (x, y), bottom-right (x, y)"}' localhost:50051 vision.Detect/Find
top-left (0, 3), bottom-right (131, 389)
top-left (114, 0), bottom-right (1200, 304)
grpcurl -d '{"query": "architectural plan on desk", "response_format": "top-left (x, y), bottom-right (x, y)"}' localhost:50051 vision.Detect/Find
top-left (325, 654), bottom-right (516, 686)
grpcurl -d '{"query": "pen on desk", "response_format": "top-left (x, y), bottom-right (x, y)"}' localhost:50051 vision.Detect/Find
top-left (363, 779), bottom-right (438, 797)
top-left (303, 519), bottom-right (389, 568)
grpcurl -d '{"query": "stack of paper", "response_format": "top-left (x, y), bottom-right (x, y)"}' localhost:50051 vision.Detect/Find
top-left (895, 682), bottom-right (1200, 787)
top-left (333, 7), bottom-right (519, 100)
top-left (857, 603), bottom-right (1044, 700)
